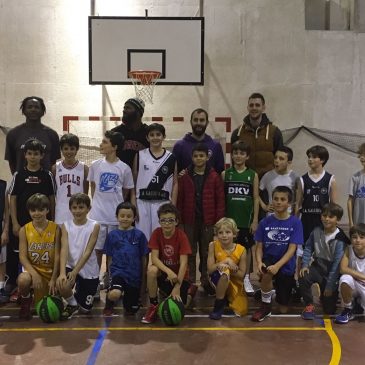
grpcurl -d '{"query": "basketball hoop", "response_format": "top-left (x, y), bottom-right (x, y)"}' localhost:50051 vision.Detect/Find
top-left (128, 70), bottom-right (161, 104)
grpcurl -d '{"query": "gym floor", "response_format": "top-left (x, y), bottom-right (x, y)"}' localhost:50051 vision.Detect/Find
top-left (0, 288), bottom-right (363, 365)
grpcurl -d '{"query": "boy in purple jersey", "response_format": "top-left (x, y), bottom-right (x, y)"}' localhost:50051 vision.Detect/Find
top-left (252, 186), bottom-right (303, 322)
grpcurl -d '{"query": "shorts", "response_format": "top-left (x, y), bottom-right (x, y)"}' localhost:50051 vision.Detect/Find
top-left (209, 269), bottom-right (230, 287)
top-left (157, 272), bottom-right (190, 305)
top-left (262, 257), bottom-right (295, 306)
top-left (110, 276), bottom-right (140, 313)
top-left (66, 267), bottom-right (99, 311)
top-left (20, 269), bottom-right (50, 304)
top-left (340, 274), bottom-right (365, 310)
top-left (0, 245), bottom-right (7, 264)
top-left (95, 224), bottom-right (118, 250)
top-left (236, 228), bottom-right (255, 249)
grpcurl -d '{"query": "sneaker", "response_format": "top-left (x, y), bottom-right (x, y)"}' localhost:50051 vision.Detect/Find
top-left (19, 296), bottom-right (32, 320)
top-left (334, 308), bottom-right (355, 324)
top-left (251, 303), bottom-right (271, 322)
top-left (0, 288), bottom-right (10, 304)
top-left (186, 284), bottom-right (198, 307)
top-left (301, 304), bottom-right (315, 320)
top-left (10, 288), bottom-right (20, 303)
top-left (61, 304), bottom-right (79, 320)
top-left (141, 304), bottom-right (158, 324)
top-left (244, 276), bottom-right (255, 296)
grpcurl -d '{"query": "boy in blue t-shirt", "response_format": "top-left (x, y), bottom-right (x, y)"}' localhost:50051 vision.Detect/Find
top-left (252, 186), bottom-right (303, 322)
top-left (103, 202), bottom-right (149, 316)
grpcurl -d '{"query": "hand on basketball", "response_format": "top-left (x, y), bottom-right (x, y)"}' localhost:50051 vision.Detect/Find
top-left (299, 267), bottom-right (309, 278)
top-left (166, 270), bottom-right (178, 285)
top-left (32, 272), bottom-right (43, 290)
top-left (48, 278), bottom-right (57, 295)
top-left (170, 287), bottom-right (182, 302)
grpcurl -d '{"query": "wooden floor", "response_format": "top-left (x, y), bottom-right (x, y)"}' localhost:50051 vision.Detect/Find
top-left (0, 288), bottom-right (363, 365)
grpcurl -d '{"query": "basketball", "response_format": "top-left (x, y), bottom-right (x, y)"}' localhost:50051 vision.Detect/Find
top-left (36, 295), bottom-right (64, 323)
top-left (158, 297), bottom-right (185, 326)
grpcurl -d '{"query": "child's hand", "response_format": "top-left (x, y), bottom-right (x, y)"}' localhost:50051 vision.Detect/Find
top-left (257, 262), bottom-right (266, 275)
top-left (265, 203), bottom-right (274, 213)
top-left (250, 221), bottom-right (258, 234)
top-left (48, 278), bottom-right (57, 295)
top-left (166, 270), bottom-right (178, 285)
top-left (1, 230), bottom-right (8, 246)
top-left (12, 223), bottom-right (21, 237)
top-left (170, 286), bottom-right (182, 302)
top-left (217, 263), bottom-right (229, 272)
top-left (267, 264), bottom-right (279, 275)
top-left (299, 268), bottom-right (309, 278)
top-left (323, 289), bottom-right (332, 297)
top-left (67, 271), bottom-right (77, 286)
top-left (56, 274), bottom-right (67, 291)
top-left (32, 272), bottom-right (43, 290)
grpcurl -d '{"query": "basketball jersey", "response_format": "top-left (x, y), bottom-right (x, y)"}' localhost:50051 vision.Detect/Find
top-left (136, 148), bottom-right (176, 201)
top-left (25, 221), bottom-right (57, 281)
top-left (348, 246), bottom-right (365, 275)
top-left (301, 171), bottom-right (333, 215)
top-left (214, 240), bottom-right (245, 266)
top-left (224, 167), bottom-right (255, 228)
top-left (55, 160), bottom-right (85, 224)
top-left (64, 218), bottom-right (99, 279)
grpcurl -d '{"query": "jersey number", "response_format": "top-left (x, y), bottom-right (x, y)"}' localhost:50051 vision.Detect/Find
top-left (151, 175), bottom-right (159, 184)
top-left (66, 184), bottom-right (72, 197)
top-left (31, 251), bottom-right (50, 264)
top-left (313, 195), bottom-right (319, 202)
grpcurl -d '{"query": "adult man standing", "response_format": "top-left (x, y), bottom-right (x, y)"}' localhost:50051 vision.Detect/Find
top-left (231, 93), bottom-right (283, 178)
top-left (112, 97), bottom-right (149, 168)
top-left (172, 108), bottom-right (225, 173)
top-left (5, 96), bottom-right (60, 174)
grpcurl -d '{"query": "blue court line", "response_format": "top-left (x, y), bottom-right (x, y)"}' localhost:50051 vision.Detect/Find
top-left (86, 317), bottom-right (112, 365)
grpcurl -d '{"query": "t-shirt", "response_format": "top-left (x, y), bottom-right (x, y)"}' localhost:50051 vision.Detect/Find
top-left (111, 123), bottom-right (149, 168)
top-left (88, 158), bottom-right (134, 225)
top-left (348, 170), bottom-right (365, 225)
top-left (148, 227), bottom-right (192, 279)
top-left (9, 168), bottom-right (56, 226)
top-left (104, 228), bottom-right (149, 288)
top-left (254, 215), bottom-right (303, 275)
top-left (5, 123), bottom-right (60, 173)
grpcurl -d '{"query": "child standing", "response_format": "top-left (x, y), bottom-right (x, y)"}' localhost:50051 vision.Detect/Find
top-left (133, 123), bottom-right (178, 240)
top-left (52, 133), bottom-right (89, 225)
top-left (103, 202), bottom-right (149, 316)
top-left (295, 145), bottom-right (337, 243)
top-left (222, 141), bottom-right (259, 295)
top-left (335, 224), bottom-right (365, 324)
top-left (252, 186), bottom-right (303, 321)
top-left (299, 203), bottom-right (347, 319)
top-left (141, 203), bottom-right (192, 324)
top-left (18, 194), bottom-right (60, 319)
top-left (207, 218), bottom-right (248, 319)
top-left (347, 143), bottom-right (365, 228)
top-left (177, 143), bottom-right (225, 295)
top-left (56, 193), bottom-right (100, 319)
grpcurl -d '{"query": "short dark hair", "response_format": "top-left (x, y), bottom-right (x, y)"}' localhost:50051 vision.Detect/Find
top-left (192, 142), bottom-right (209, 156)
top-left (231, 141), bottom-right (251, 156)
top-left (321, 203), bottom-right (343, 220)
top-left (60, 133), bottom-right (80, 150)
top-left (276, 146), bottom-right (293, 162)
top-left (115, 201), bottom-right (137, 217)
top-left (272, 185), bottom-right (293, 203)
top-left (306, 145), bottom-right (329, 166)
top-left (105, 130), bottom-right (125, 151)
top-left (20, 96), bottom-right (46, 116)
top-left (26, 193), bottom-right (50, 211)
top-left (248, 93), bottom-right (265, 105)
top-left (146, 123), bottom-right (166, 137)
top-left (157, 203), bottom-right (180, 219)
top-left (357, 143), bottom-right (365, 156)
top-left (190, 108), bottom-right (209, 122)
top-left (69, 193), bottom-right (91, 209)
top-left (22, 138), bottom-right (45, 154)
top-left (350, 223), bottom-right (365, 237)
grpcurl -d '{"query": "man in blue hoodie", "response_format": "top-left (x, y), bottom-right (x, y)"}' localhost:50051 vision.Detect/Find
top-left (172, 108), bottom-right (225, 174)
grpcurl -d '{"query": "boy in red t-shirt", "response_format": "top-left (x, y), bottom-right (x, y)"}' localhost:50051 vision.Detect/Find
top-left (141, 203), bottom-right (192, 324)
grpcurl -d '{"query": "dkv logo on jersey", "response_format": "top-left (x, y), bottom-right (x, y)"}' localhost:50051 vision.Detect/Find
top-left (99, 172), bottom-right (119, 192)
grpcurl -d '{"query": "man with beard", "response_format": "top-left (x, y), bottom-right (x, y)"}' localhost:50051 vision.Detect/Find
top-left (112, 98), bottom-right (149, 168)
top-left (231, 93), bottom-right (283, 179)
top-left (172, 108), bottom-right (225, 173)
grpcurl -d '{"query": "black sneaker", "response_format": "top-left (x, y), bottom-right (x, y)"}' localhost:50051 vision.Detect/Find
top-left (61, 304), bottom-right (79, 320)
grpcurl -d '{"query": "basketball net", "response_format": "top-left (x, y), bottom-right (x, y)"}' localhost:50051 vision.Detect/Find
top-left (128, 70), bottom-right (161, 104)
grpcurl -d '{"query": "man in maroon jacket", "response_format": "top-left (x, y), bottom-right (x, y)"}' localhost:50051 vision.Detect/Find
top-left (177, 143), bottom-right (225, 295)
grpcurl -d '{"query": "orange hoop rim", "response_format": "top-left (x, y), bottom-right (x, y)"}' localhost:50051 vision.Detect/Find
top-left (128, 70), bottom-right (161, 84)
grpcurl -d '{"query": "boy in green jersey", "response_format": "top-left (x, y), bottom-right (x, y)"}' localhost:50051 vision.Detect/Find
top-left (222, 141), bottom-right (259, 295)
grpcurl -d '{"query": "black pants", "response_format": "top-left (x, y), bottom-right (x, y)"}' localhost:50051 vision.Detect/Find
top-left (298, 265), bottom-right (338, 314)
top-left (6, 221), bottom-right (20, 288)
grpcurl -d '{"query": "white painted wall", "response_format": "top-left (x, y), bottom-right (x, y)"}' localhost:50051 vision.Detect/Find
top-left (1, 0), bottom-right (364, 222)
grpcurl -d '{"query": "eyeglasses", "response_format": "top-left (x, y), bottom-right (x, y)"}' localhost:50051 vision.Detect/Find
top-left (159, 218), bottom-right (176, 225)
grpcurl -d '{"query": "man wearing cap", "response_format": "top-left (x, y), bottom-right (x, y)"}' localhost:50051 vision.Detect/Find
top-left (112, 97), bottom-right (149, 168)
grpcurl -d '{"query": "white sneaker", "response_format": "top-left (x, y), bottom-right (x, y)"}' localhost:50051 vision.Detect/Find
top-left (244, 276), bottom-right (255, 295)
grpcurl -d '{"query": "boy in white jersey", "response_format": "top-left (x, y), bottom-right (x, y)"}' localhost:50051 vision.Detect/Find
top-left (335, 224), bottom-right (365, 324)
top-left (133, 123), bottom-right (178, 240)
top-left (88, 131), bottom-right (135, 296)
top-left (52, 133), bottom-right (89, 225)
top-left (57, 193), bottom-right (100, 319)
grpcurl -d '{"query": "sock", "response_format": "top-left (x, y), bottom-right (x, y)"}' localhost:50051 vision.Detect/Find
top-left (66, 295), bottom-right (78, 306)
top-left (261, 290), bottom-right (272, 304)
top-left (244, 274), bottom-right (250, 281)
top-left (344, 302), bottom-right (352, 309)
top-left (149, 297), bottom-right (158, 306)
top-left (0, 281), bottom-right (4, 290)
top-left (213, 298), bottom-right (226, 312)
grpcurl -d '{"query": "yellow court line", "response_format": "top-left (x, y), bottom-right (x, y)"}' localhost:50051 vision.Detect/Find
top-left (0, 326), bottom-right (327, 332)
top-left (324, 319), bottom-right (341, 365)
